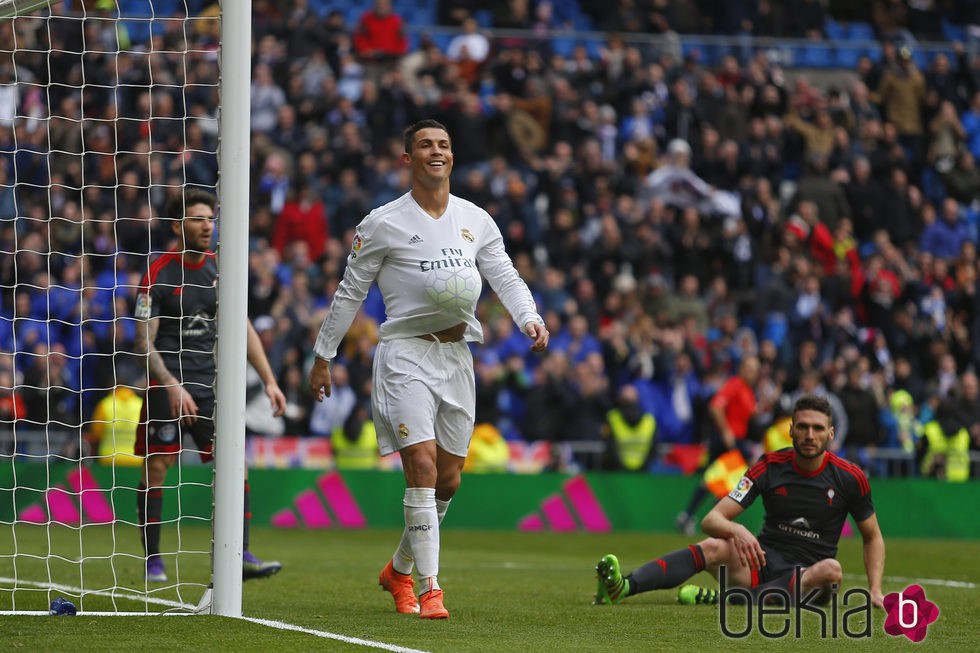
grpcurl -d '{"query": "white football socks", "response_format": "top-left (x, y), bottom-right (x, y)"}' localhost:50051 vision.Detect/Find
top-left (399, 487), bottom-right (441, 593)
top-left (392, 495), bottom-right (450, 576)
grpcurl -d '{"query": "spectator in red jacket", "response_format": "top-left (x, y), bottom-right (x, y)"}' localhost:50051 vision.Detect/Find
top-left (272, 183), bottom-right (329, 263)
top-left (353, 0), bottom-right (408, 64)
top-left (0, 365), bottom-right (26, 429)
top-left (785, 199), bottom-right (837, 275)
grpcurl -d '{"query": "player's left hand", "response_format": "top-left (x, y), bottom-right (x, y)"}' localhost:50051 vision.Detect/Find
top-left (525, 322), bottom-right (549, 352)
top-left (265, 382), bottom-right (287, 417)
top-left (308, 357), bottom-right (332, 401)
top-left (730, 524), bottom-right (766, 570)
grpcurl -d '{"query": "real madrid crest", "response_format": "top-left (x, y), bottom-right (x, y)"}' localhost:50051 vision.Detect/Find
top-left (461, 229), bottom-right (474, 243)
top-left (398, 423), bottom-right (410, 439)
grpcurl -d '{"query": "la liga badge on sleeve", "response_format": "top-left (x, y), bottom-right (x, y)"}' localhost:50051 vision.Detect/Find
top-left (729, 477), bottom-right (753, 502)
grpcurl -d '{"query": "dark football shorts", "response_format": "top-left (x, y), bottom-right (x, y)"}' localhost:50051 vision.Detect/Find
top-left (751, 544), bottom-right (800, 587)
top-left (135, 384), bottom-right (215, 462)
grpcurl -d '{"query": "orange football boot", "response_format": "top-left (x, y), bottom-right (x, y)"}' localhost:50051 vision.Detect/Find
top-left (419, 588), bottom-right (449, 620)
top-left (379, 560), bottom-right (419, 614)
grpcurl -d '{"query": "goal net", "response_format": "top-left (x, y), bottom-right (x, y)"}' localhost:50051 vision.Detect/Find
top-left (0, 0), bottom-right (248, 615)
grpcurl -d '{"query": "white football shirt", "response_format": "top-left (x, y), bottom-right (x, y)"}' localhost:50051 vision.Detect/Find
top-left (314, 192), bottom-right (542, 360)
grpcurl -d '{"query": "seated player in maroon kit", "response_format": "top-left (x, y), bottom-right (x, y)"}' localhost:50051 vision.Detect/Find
top-left (594, 395), bottom-right (885, 609)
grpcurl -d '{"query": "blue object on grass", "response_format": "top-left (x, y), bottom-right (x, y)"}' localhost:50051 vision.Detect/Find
top-left (49, 597), bottom-right (77, 615)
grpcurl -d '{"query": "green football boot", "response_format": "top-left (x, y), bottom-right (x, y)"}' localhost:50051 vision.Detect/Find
top-left (677, 584), bottom-right (719, 605)
top-left (594, 554), bottom-right (628, 605)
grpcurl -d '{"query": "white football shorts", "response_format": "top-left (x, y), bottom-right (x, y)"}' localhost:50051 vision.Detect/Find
top-left (371, 336), bottom-right (475, 457)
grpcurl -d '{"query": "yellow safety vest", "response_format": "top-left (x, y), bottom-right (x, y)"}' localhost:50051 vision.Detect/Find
top-left (889, 389), bottom-right (921, 454)
top-left (332, 421), bottom-right (379, 470)
top-left (921, 420), bottom-right (970, 482)
top-left (90, 387), bottom-right (143, 467)
top-left (606, 409), bottom-right (656, 471)
top-left (464, 423), bottom-right (511, 473)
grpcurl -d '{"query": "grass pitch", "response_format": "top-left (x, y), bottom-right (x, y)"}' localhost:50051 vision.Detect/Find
top-left (1, 525), bottom-right (978, 652)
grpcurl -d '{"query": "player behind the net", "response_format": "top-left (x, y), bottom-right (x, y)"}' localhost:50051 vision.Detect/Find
top-left (134, 188), bottom-right (287, 583)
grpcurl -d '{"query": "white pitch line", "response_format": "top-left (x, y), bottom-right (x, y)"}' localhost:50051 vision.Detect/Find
top-left (3, 576), bottom-right (429, 651)
top-left (0, 609), bottom-right (434, 651)
top-left (843, 573), bottom-right (977, 589)
top-left (240, 616), bottom-right (430, 653)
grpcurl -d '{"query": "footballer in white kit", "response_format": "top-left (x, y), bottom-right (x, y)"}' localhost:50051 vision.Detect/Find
top-left (308, 119), bottom-right (548, 621)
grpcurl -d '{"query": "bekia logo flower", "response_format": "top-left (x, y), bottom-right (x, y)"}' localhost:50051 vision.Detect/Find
top-left (883, 584), bottom-right (939, 642)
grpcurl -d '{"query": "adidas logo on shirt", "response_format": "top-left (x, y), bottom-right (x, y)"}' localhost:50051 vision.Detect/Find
top-left (409, 234), bottom-right (423, 244)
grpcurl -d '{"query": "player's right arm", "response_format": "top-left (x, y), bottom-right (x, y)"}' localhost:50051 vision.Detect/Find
top-left (309, 217), bottom-right (386, 400)
top-left (134, 309), bottom-right (198, 423)
top-left (702, 497), bottom-right (767, 570)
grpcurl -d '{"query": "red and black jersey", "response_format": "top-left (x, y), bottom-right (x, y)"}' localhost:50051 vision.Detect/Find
top-left (727, 449), bottom-right (874, 566)
top-left (135, 250), bottom-right (218, 389)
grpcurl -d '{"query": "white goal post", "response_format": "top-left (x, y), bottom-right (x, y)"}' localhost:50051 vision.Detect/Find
top-left (0, 0), bottom-right (62, 21)
top-left (212, 0), bottom-right (248, 619)
top-left (0, 0), bottom-right (250, 616)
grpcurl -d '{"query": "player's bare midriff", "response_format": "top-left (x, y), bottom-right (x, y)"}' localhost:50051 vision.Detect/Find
top-left (416, 323), bottom-right (467, 343)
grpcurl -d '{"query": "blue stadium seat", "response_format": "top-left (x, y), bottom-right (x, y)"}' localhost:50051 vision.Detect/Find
top-left (123, 20), bottom-right (151, 45)
top-left (409, 5), bottom-right (437, 26)
top-left (430, 32), bottom-right (453, 53)
top-left (845, 22), bottom-right (876, 42)
top-left (551, 37), bottom-right (575, 58)
top-left (572, 13), bottom-right (593, 31)
top-left (118, 0), bottom-right (182, 15)
top-left (155, 0), bottom-right (182, 14)
top-left (941, 19), bottom-right (966, 42)
top-left (116, 0), bottom-right (148, 14)
top-left (834, 46), bottom-right (862, 68)
top-left (309, 0), bottom-right (335, 18)
top-left (405, 32), bottom-right (420, 52)
top-left (824, 18), bottom-right (843, 40)
top-left (473, 9), bottom-right (493, 28)
top-left (683, 40), bottom-right (724, 65)
top-left (392, 0), bottom-right (439, 27)
top-left (584, 39), bottom-right (602, 60)
top-left (919, 166), bottom-right (946, 205)
top-left (965, 206), bottom-right (980, 231)
top-left (797, 44), bottom-right (833, 68)
top-left (680, 38), bottom-right (706, 61)
top-left (551, 0), bottom-right (584, 27)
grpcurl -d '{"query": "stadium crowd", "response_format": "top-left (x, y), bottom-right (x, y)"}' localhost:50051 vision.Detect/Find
top-left (1, 0), bottom-right (980, 480)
